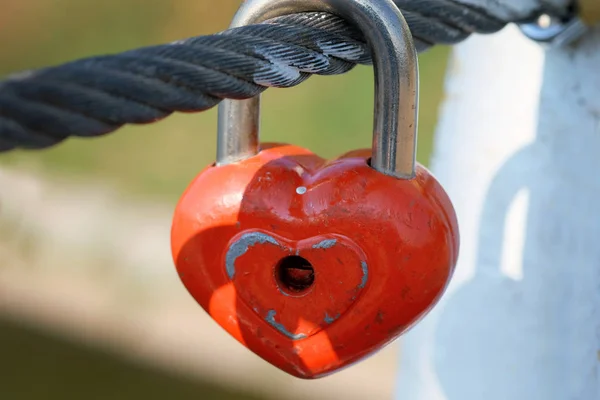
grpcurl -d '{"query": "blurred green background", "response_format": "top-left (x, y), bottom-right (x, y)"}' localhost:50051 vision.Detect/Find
top-left (0, 0), bottom-right (450, 398)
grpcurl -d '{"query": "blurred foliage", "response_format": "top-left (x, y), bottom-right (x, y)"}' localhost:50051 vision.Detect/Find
top-left (0, 317), bottom-right (263, 400)
top-left (0, 0), bottom-right (450, 203)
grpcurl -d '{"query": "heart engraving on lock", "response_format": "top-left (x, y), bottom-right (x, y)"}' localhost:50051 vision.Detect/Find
top-left (225, 230), bottom-right (369, 340)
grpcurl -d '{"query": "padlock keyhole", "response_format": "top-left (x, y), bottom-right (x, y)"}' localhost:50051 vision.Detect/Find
top-left (276, 256), bottom-right (315, 294)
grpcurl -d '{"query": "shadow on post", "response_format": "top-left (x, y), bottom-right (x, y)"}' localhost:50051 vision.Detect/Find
top-left (433, 77), bottom-right (600, 399)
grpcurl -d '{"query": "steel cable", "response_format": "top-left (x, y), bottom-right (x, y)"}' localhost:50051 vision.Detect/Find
top-left (0, 1), bottom-right (528, 151)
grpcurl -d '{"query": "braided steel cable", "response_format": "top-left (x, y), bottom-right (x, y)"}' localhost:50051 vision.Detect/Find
top-left (0, 1), bottom-right (524, 151)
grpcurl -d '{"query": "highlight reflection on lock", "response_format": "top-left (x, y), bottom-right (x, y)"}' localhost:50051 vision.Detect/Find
top-left (171, 0), bottom-right (460, 379)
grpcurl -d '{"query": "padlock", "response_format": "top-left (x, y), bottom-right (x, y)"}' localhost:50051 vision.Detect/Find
top-left (171, 0), bottom-right (459, 379)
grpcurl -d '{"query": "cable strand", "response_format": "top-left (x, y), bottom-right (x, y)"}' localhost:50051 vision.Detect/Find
top-left (0, 0), bottom-right (516, 151)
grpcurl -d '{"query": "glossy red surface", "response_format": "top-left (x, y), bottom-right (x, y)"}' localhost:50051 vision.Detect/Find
top-left (171, 143), bottom-right (459, 379)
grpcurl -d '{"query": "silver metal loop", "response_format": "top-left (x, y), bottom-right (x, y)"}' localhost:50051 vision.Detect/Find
top-left (216, 0), bottom-right (419, 179)
top-left (519, 13), bottom-right (588, 48)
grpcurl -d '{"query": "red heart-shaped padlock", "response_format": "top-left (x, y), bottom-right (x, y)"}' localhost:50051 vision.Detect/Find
top-left (171, 144), bottom-right (459, 378)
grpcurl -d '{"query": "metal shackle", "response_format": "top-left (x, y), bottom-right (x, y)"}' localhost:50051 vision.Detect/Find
top-left (216, 0), bottom-right (419, 179)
